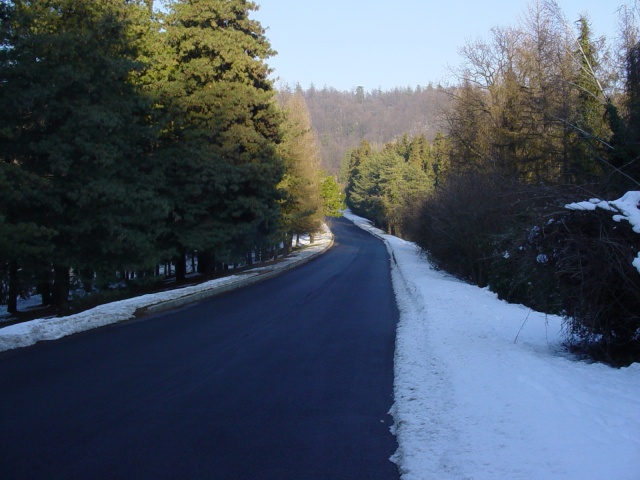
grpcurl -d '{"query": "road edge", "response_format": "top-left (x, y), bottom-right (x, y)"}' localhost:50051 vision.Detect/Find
top-left (135, 232), bottom-right (335, 317)
top-left (0, 227), bottom-right (334, 353)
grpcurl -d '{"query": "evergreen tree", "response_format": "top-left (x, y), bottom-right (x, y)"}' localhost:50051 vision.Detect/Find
top-left (153, 0), bottom-right (283, 278)
top-left (407, 134), bottom-right (430, 171)
top-left (319, 173), bottom-right (345, 218)
top-left (430, 132), bottom-right (452, 189)
top-left (347, 148), bottom-right (432, 234)
top-left (446, 79), bottom-right (492, 173)
top-left (623, 41), bottom-right (640, 182)
top-left (605, 37), bottom-right (640, 191)
top-left (0, 0), bottom-right (165, 309)
top-left (0, 163), bottom-right (55, 312)
top-left (570, 16), bottom-right (608, 181)
top-left (344, 140), bottom-right (373, 195)
top-left (395, 133), bottom-right (411, 160)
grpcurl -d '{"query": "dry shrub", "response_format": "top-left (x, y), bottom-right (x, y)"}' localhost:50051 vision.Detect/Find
top-left (405, 171), bottom-right (538, 286)
top-left (538, 209), bottom-right (640, 364)
top-left (405, 169), bottom-right (640, 364)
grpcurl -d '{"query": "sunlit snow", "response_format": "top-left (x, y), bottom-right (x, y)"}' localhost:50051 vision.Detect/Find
top-left (344, 210), bottom-right (640, 480)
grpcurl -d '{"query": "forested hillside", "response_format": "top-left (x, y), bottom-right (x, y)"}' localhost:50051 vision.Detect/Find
top-left (287, 84), bottom-right (452, 174)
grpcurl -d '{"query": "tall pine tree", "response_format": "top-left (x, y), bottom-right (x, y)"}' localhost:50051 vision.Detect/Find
top-left (0, 0), bottom-right (165, 309)
top-left (153, 0), bottom-right (283, 278)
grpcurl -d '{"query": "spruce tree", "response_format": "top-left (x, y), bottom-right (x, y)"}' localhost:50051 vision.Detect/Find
top-left (0, 0), bottom-right (165, 309)
top-left (407, 134), bottom-right (430, 171)
top-left (344, 140), bottom-right (373, 202)
top-left (0, 164), bottom-right (55, 312)
top-left (570, 16), bottom-right (608, 181)
top-left (153, 0), bottom-right (283, 279)
top-left (347, 148), bottom-right (432, 234)
top-left (605, 41), bottom-right (640, 191)
top-left (623, 41), bottom-right (640, 182)
top-left (319, 174), bottom-right (345, 218)
top-left (430, 132), bottom-right (451, 189)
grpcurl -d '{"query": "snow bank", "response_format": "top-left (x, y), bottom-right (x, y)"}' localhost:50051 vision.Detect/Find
top-left (344, 210), bottom-right (640, 480)
top-left (0, 273), bottom-right (258, 352)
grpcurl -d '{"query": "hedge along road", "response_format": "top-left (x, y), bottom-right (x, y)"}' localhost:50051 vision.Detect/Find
top-left (0, 217), bottom-right (400, 480)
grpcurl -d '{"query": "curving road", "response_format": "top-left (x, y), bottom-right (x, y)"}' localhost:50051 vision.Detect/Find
top-left (0, 217), bottom-right (399, 479)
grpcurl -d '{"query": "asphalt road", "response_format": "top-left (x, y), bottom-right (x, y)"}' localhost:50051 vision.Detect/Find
top-left (0, 217), bottom-right (400, 480)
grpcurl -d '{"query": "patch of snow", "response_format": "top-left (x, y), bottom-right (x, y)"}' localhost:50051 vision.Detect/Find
top-left (566, 191), bottom-right (640, 274)
top-left (344, 209), bottom-right (640, 480)
top-left (610, 191), bottom-right (640, 233)
top-left (536, 253), bottom-right (549, 264)
top-left (565, 198), bottom-right (610, 211)
top-left (0, 294), bottom-right (45, 323)
top-left (0, 274), bottom-right (255, 352)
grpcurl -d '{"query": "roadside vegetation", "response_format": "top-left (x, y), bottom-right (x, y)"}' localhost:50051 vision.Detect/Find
top-left (0, 0), bottom-right (342, 318)
top-left (343, 0), bottom-right (640, 365)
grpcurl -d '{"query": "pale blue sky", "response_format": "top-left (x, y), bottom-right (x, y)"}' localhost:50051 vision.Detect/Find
top-left (251, 0), bottom-right (625, 92)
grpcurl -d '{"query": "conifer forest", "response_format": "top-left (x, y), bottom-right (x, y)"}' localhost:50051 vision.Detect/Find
top-left (0, 0), bottom-right (342, 316)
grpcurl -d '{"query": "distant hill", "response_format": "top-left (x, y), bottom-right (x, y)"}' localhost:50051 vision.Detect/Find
top-left (296, 84), bottom-right (452, 174)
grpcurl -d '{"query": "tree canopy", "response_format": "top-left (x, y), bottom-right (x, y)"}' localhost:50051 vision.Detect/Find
top-left (0, 0), bottom-right (293, 311)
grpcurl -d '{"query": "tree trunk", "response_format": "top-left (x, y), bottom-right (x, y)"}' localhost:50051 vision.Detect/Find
top-left (198, 250), bottom-right (215, 277)
top-left (81, 268), bottom-right (94, 293)
top-left (40, 268), bottom-right (52, 306)
top-left (52, 265), bottom-right (70, 312)
top-left (174, 252), bottom-right (186, 282)
top-left (7, 260), bottom-right (18, 314)
top-left (283, 233), bottom-right (293, 256)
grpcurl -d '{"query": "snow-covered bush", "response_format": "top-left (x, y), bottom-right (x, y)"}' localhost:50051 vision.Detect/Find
top-left (496, 192), bottom-right (640, 364)
top-left (557, 193), bottom-right (640, 363)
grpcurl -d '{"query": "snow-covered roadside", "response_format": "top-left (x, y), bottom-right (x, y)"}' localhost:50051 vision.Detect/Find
top-left (343, 210), bottom-right (640, 480)
top-left (0, 226), bottom-right (333, 353)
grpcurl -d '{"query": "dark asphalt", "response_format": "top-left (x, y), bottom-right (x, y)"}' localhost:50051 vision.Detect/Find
top-left (0, 217), bottom-right (400, 480)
